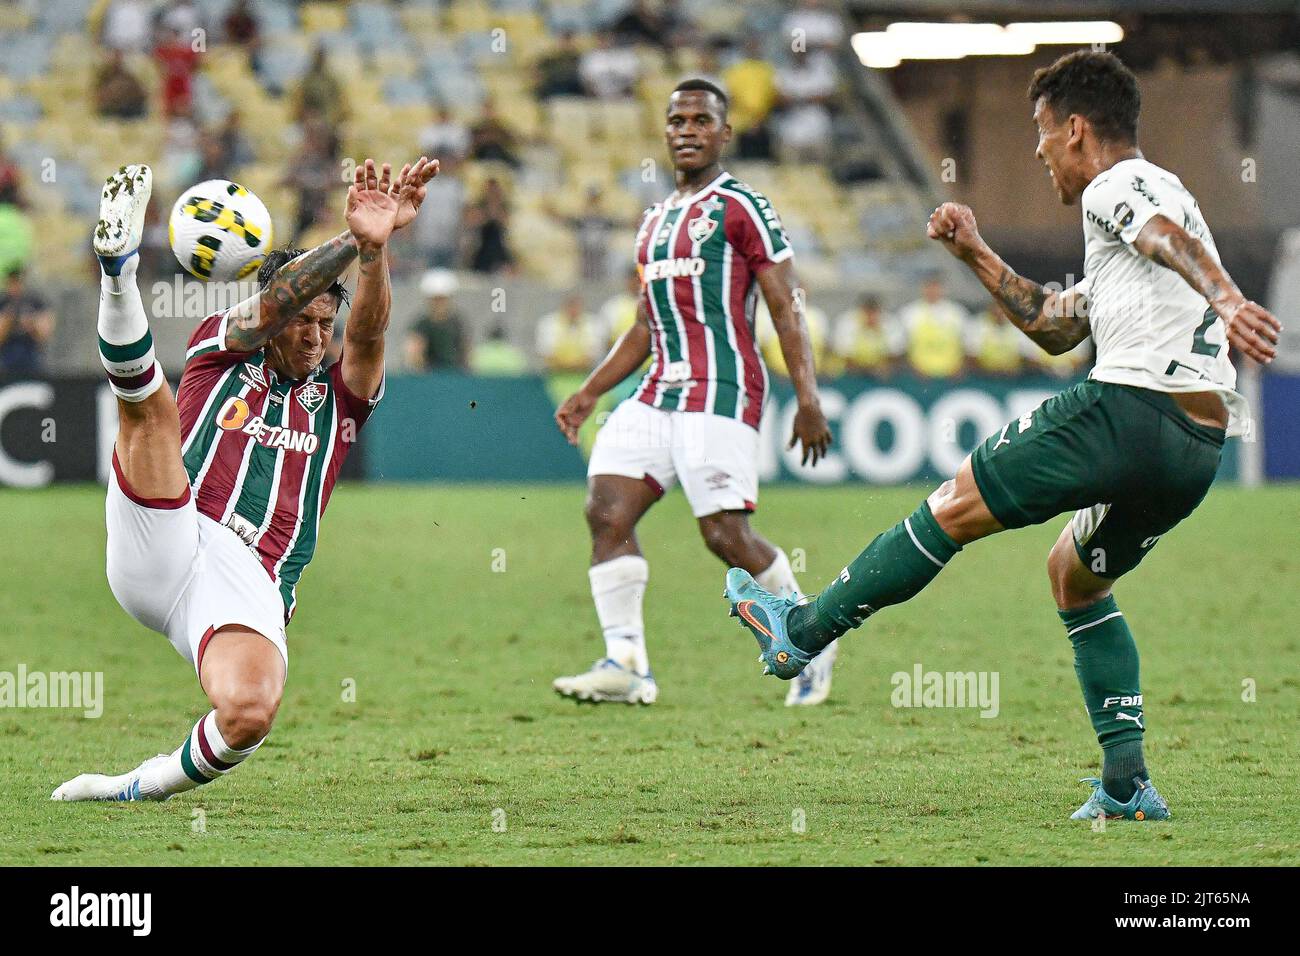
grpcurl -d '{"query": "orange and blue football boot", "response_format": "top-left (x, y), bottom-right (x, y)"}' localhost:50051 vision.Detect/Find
top-left (724, 567), bottom-right (812, 680)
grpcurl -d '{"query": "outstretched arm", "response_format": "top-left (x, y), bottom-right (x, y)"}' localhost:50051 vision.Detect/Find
top-left (554, 300), bottom-right (652, 445)
top-left (1133, 214), bottom-right (1281, 364)
top-left (757, 259), bottom-right (831, 466)
top-left (928, 202), bottom-right (1089, 355)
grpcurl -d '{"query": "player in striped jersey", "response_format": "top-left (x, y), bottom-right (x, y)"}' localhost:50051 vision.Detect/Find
top-left (551, 79), bottom-right (834, 706)
top-left (53, 156), bottom-right (438, 802)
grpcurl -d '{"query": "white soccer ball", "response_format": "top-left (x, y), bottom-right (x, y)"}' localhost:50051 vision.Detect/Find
top-left (168, 179), bottom-right (274, 281)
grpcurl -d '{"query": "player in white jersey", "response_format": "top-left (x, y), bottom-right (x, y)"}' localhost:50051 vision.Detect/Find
top-left (724, 52), bottom-right (1281, 821)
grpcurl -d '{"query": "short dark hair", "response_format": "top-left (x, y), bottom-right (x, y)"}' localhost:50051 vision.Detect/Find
top-left (671, 78), bottom-right (728, 117)
top-left (1028, 50), bottom-right (1140, 144)
top-left (257, 247), bottom-right (350, 309)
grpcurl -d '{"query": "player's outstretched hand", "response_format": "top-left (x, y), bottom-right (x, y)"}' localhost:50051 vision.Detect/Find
top-left (927, 202), bottom-right (986, 260)
top-left (345, 158), bottom-right (400, 247)
top-left (789, 403), bottom-right (833, 467)
top-left (390, 156), bottom-right (441, 232)
top-left (555, 389), bottom-right (597, 445)
top-left (1222, 299), bottom-right (1282, 365)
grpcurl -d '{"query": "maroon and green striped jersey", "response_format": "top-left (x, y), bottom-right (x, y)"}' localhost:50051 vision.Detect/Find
top-left (176, 312), bottom-right (381, 620)
top-left (632, 171), bottom-right (792, 430)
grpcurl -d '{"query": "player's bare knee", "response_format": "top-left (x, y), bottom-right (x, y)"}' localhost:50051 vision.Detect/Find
top-left (212, 684), bottom-right (280, 749)
top-left (585, 496), bottom-right (633, 547)
top-left (1047, 541), bottom-right (1110, 610)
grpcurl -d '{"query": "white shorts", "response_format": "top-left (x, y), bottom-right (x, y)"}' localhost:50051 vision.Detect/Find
top-left (105, 454), bottom-right (288, 678)
top-left (588, 399), bottom-right (760, 518)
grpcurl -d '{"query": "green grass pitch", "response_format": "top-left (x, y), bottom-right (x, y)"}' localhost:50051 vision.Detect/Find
top-left (2, 482), bottom-right (1297, 866)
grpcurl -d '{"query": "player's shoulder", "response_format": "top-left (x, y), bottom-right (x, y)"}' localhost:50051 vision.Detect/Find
top-left (185, 310), bottom-right (229, 355)
top-left (1085, 157), bottom-right (1179, 203)
top-left (715, 174), bottom-right (779, 212)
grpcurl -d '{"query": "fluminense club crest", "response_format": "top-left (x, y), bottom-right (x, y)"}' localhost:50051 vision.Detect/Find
top-left (296, 380), bottom-right (327, 415)
top-left (687, 213), bottom-right (718, 244)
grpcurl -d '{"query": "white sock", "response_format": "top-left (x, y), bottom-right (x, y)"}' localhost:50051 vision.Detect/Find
top-left (139, 710), bottom-right (264, 797)
top-left (756, 547), bottom-right (802, 600)
top-left (589, 554), bottom-right (649, 675)
top-left (98, 256), bottom-right (163, 402)
top-left (757, 548), bottom-right (839, 663)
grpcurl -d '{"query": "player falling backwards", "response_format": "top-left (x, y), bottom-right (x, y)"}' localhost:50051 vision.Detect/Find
top-left (552, 79), bottom-right (835, 706)
top-left (51, 155), bottom-right (438, 801)
top-left (726, 51), bottom-right (1282, 819)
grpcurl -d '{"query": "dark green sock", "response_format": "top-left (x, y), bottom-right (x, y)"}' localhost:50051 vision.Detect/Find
top-left (1060, 596), bottom-right (1147, 802)
top-left (788, 500), bottom-right (962, 654)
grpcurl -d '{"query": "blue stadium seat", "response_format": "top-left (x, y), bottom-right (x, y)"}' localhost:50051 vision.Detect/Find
top-left (0, 96), bottom-right (41, 122)
top-left (257, 0), bottom-right (298, 34)
top-left (0, 34), bottom-right (53, 82)
top-left (352, 2), bottom-right (403, 43)
top-left (382, 76), bottom-right (433, 106)
top-left (37, 0), bottom-right (94, 33)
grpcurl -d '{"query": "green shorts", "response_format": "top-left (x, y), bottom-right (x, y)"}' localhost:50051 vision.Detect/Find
top-left (970, 380), bottom-right (1225, 579)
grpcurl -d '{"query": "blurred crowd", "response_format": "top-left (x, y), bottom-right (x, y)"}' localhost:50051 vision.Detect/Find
top-left (405, 267), bottom-right (1090, 380)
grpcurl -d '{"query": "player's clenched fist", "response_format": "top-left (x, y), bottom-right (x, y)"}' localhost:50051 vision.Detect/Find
top-left (555, 389), bottom-right (597, 445)
top-left (926, 202), bottom-right (986, 261)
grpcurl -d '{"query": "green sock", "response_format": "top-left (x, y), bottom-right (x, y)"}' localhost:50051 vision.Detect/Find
top-left (788, 501), bottom-right (962, 654)
top-left (1060, 596), bottom-right (1147, 802)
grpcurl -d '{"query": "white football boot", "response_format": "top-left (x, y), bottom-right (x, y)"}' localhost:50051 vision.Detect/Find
top-left (51, 754), bottom-right (171, 802)
top-left (93, 163), bottom-right (152, 275)
top-left (785, 638), bottom-right (838, 706)
top-left (553, 658), bottom-right (658, 704)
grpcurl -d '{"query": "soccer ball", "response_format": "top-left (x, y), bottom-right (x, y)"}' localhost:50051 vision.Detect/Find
top-left (168, 179), bottom-right (274, 281)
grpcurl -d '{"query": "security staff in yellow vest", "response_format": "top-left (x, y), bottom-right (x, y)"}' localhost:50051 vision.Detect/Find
top-left (897, 275), bottom-right (970, 379)
top-left (832, 293), bottom-right (904, 377)
top-left (965, 308), bottom-right (1026, 376)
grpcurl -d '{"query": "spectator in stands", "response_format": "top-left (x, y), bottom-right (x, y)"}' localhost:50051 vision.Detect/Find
top-left (216, 109), bottom-right (255, 169)
top-left (613, 0), bottom-right (685, 51)
top-left (223, 0), bottom-right (259, 45)
top-left (0, 205), bottom-right (34, 281)
top-left (157, 0), bottom-right (204, 42)
top-left (140, 202), bottom-right (171, 281)
top-left (93, 50), bottom-right (149, 120)
top-left (599, 267), bottom-right (642, 349)
top-left (222, 0), bottom-right (263, 80)
top-left (782, 0), bottom-right (845, 52)
top-left (284, 119), bottom-right (338, 237)
top-left (724, 35), bottom-right (778, 160)
top-left (293, 44), bottom-right (347, 130)
top-left (471, 323), bottom-right (529, 376)
top-left (571, 186), bottom-right (617, 282)
top-left (774, 48), bottom-right (838, 164)
top-left (468, 97), bottom-right (519, 167)
top-left (405, 270), bottom-right (470, 372)
top-left (0, 135), bottom-right (26, 208)
top-left (100, 0), bottom-right (154, 55)
top-left (411, 156), bottom-right (466, 270)
top-left (465, 177), bottom-right (514, 274)
top-left (580, 30), bottom-right (641, 99)
top-left (155, 27), bottom-right (201, 118)
top-left (966, 309), bottom-right (1027, 377)
top-left (833, 294), bottom-right (904, 377)
top-left (534, 30), bottom-right (585, 100)
top-left (159, 107), bottom-right (203, 191)
top-left (420, 104), bottom-right (470, 163)
top-left (0, 270), bottom-right (55, 377)
top-left (536, 294), bottom-right (602, 373)
top-left (898, 274), bottom-right (971, 379)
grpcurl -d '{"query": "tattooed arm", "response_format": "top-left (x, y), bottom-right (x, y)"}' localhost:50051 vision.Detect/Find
top-left (1134, 214), bottom-right (1280, 364)
top-left (223, 158), bottom-right (406, 355)
top-left (224, 232), bottom-right (360, 352)
top-left (927, 201), bottom-right (1089, 355)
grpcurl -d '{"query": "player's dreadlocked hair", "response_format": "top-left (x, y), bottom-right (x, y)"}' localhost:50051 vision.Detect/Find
top-left (257, 247), bottom-right (351, 308)
top-left (672, 77), bottom-right (729, 118)
top-left (1028, 50), bottom-right (1140, 145)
